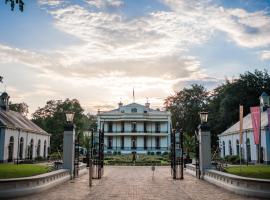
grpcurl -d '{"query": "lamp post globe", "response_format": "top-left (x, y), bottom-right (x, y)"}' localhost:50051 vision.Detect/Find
top-left (199, 111), bottom-right (208, 124)
top-left (66, 111), bottom-right (75, 124)
top-left (260, 92), bottom-right (269, 109)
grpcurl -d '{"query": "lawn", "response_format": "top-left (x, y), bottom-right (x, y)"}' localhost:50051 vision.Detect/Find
top-left (0, 164), bottom-right (51, 179)
top-left (224, 165), bottom-right (270, 179)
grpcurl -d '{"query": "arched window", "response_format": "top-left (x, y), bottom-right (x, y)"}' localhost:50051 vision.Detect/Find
top-left (229, 140), bottom-right (232, 155)
top-left (29, 139), bottom-right (34, 160)
top-left (19, 137), bottom-right (24, 159)
top-left (8, 136), bottom-right (14, 162)
top-left (37, 139), bottom-right (41, 157)
top-left (222, 141), bottom-right (225, 157)
top-left (43, 140), bottom-right (47, 158)
top-left (236, 139), bottom-right (239, 156)
top-left (246, 138), bottom-right (251, 162)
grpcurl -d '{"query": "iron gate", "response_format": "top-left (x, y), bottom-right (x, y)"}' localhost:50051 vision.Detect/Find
top-left (90, 129), bottom-right (104, 179)
top-left (171, 128), bottom-right (184, 179)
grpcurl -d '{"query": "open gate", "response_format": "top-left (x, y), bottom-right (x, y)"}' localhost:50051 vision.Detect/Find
top-left (90, 129), bottom-right (104, 179)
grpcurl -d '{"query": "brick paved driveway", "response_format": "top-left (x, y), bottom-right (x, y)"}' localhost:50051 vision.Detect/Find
top-left (17, 166), bottom-right (260, 200)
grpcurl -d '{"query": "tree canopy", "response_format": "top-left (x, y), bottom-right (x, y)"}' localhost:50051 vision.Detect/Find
top-left (165, 69), bottom-right (270, 150)
top-left (9, 102), bottom-right (29, 116)
top-left (164, 84), bottom-right (209, 135)
top-left (5, 0), bottom-right (24, 12)
top-left (32, 99), bottom-right (97, 152)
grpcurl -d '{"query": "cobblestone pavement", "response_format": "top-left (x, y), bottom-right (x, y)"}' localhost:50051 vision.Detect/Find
top-left (17, 166), bottom-right (260, 200)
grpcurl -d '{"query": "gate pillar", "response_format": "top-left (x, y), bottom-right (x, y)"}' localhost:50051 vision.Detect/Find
top-left (198, 124), bottom-right (211, 178)
top-left (63, 124), bottom-right (75, 178)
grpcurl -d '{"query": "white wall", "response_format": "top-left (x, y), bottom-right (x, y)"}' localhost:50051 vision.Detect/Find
top-left (3, 128), bottom-right (50, 161)
top-left (219, 129), bottom-right (269, 163)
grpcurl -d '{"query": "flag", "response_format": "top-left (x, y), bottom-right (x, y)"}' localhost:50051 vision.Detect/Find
top-left (250, 107), bottom-right (260, 145)
top-left (239, 105), bottom-right (244, 144)
top-left (267, 108), bottom-right (270, 131)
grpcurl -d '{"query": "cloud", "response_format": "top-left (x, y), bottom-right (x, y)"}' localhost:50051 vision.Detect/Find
top-left (85, 0), bottom-right (123, 8)
top-left (162, 0), bottom-right (270, 48)
top-left (260, 50), bottom-right (270, 60)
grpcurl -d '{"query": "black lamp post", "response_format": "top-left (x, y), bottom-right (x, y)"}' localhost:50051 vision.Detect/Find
top-left (258, 92), bottom-right (269, 163)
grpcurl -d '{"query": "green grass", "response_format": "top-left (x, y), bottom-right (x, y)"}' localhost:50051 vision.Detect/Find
top-left (0, 164), bottom-right (51, 179)
top-left (224, 165), bottom-right (270, 179)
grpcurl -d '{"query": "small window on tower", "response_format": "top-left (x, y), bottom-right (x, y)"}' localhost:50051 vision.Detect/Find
top-left (131, 108), bottom-right (137, 113)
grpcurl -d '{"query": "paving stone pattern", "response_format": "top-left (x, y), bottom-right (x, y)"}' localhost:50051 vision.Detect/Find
top-left (17, 166), bottom-right (261, 200)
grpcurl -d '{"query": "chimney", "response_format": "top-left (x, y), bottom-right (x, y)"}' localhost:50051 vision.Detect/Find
top-left (0, 92), bottom-right (9, 111)
top-left (118, 101), bottom-right (123, 109)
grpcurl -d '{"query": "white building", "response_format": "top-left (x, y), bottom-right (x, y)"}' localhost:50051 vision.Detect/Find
top-left (97, 102), bottom-right (171, 154)
top-left (218, 110), bottom-right (270, 164)
top-left (0, 92), bottom-right (51, 162)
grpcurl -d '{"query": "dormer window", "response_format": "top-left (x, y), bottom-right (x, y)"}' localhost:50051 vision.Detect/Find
top-left (131, 108), bottom-right (137, 113)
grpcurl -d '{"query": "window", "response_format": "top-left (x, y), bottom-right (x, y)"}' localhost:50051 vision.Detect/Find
top-left (144, 136), bottom-right (147, 150)
top-left (156, 137), bottom-right (160, 149)
top-left (108, 122), bottom-right (113, 132)
top-left (229, 140), bottom-right (232, 155)
top-left (29, 139), bottom-right (34, 160)
top-left (121, 136), bottom-right (124, 150)
top-left (155, 122), bottom-right (160, 133)
top-left (131, 136), bottom-right (136, 149)
top-left (131, 122), bottom-right (137, 132)
top-left (222, 141), bottom-right (225, 158)
top-left (144, 122), bottom-right (147, 133)
top-left (121, 122), bottom-right (125, 133)
top-left (236, 140), bottom-right (240, 156)
top-left (246, 138), bottom-right (251, 162)
top-left (43, 140), bottom-right (47, 158)
top-left (19, 137), bottom-right (24, 159)
top-left (8, 136), bottom-right (14, 162)
top-left (37, 140), bottom-right (41, 157)
top-left (131, 108), bottom-right (137, 113)
top-left (108, 136), bottom-right (113, 149)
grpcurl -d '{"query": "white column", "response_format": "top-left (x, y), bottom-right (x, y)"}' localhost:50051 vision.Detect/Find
top-left (63, 126), bottom-right (75, 177)
top-left (199, 128), bottom-right (211, 178)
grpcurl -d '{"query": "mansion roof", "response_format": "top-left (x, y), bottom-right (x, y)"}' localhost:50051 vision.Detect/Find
top-left (219, 110), bottom-right (269, 137)
top-left (98, 102), bottom-right (171, 116)
top-left (0, 109), bottom-right (50, 135)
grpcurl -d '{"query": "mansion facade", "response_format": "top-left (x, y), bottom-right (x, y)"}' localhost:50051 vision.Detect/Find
top-left (97, 102), bottom-right (171, 154)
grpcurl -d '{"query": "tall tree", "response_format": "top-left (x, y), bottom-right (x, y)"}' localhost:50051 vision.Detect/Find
top-left (31, 99), bottom-right (96, 152)
top-left (9, 102), bottom-right (29, 116)
top-left (164, 84), bottom-right (209, 135)
top-left (208, 69), bottom-right (270, 149)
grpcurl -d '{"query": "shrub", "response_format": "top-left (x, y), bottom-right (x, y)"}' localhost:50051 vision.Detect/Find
top-left (156, 151), bottom-right (161, 155)
top-left (150, 152), bottom-right (155, 155)
top-left (35, 156), bottom-right (45, 162)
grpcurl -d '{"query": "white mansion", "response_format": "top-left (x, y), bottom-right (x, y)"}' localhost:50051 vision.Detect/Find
top-left (218, 110), bottom-right (270, 164)
top-left (97, 101), bottom-right (171, 154)
top-left (0, 92), bottom-right (51, 162)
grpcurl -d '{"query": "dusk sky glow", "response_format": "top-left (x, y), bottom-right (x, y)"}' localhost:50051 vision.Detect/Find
top-left (0, 0), bottom-right (270, 115)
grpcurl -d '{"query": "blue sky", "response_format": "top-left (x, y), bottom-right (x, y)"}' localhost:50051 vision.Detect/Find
top-left (0, 0), bottom-right (270, 115)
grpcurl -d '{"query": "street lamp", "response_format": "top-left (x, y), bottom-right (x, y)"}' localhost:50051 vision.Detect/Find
top-left (66, 111), bottom-right (75, 124)
top-left (260, 92), bottom-right (270, 110)
top-left (199, 111), bottom-right (208, 124)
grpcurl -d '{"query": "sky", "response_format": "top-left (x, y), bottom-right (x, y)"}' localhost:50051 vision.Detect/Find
top-left (0, 0), bottom-right (270, 116)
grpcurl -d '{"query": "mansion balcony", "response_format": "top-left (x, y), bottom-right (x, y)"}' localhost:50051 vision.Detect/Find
top-left (104, 131), bottom-right (169, 136)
